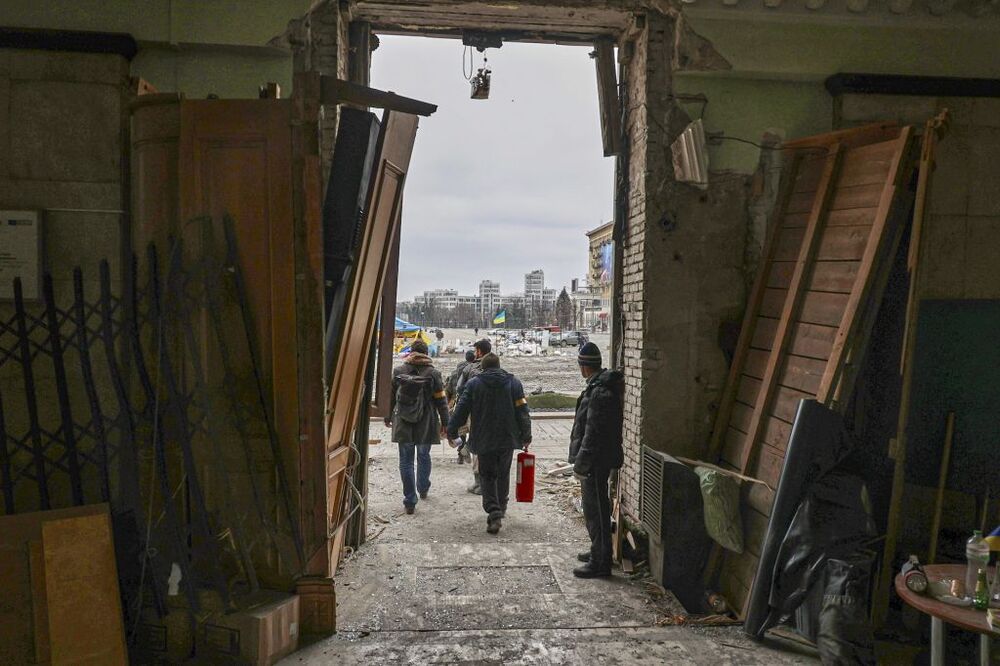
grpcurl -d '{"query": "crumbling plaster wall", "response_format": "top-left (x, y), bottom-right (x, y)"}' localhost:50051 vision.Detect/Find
top-left (0, 0), bottom-right (311, 98)
top-left (617, 12), bottom-right (748, 521)
top-left (0, 48), bottom-right (130, 510)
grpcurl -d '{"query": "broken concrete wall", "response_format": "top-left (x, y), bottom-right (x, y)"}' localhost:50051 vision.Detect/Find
top-left (617, 12), bottom-right (748, 521)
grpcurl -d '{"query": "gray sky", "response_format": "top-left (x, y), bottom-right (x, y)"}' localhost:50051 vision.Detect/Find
top-left (370, 36), bottom-right (614, 301)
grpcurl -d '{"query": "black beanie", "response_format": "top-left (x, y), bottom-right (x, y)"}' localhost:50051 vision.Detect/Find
top-left (577, 342), bottom-right (602, 368)
top-left (465, 350), bottom-right (476, 362)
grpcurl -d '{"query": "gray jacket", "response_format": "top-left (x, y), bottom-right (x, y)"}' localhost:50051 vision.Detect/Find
top-left (389, 353), bottom-right (449, 445)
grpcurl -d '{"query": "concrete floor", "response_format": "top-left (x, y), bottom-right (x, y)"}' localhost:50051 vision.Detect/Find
top-left (282, 418), bottom-right (817, 665)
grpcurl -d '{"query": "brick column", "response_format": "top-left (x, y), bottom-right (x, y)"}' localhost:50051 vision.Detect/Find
top-left (618, 12), bottom-right (747, 522)
top-left (287, 0), bottom-right (350, 636)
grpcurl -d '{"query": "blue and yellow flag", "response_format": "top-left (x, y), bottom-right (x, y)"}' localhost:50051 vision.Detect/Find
top-left (987, 525), bottom-right (1000, 551)
top-left (492, 309), bottom-right (507, 325)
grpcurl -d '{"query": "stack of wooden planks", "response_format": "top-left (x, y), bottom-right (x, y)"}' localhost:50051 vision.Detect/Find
top-left (707, 122), bottom-right (920, 616)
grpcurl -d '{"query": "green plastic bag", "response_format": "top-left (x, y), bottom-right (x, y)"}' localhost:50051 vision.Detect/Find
top-left (694, 466), bottom-right (744, 554)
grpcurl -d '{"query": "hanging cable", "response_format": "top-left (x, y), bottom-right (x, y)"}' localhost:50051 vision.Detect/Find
top-left (463, 45), bottom-right (475, 81)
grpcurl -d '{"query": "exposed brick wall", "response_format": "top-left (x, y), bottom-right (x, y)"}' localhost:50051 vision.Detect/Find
top-left (289, 0), bottom-right (350, 182)
top-left (618, 12), bottom-right (748, 523)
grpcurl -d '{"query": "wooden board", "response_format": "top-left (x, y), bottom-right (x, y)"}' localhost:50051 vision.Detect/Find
top-left (707, 124), bottom-right (917, 616)
top-left (324, 111), bottom-right (419, 575)
top-left (43, 510), bottom-right (127, 665)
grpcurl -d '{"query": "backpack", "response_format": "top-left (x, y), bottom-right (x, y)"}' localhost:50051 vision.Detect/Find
top-left (395, 371), bottom-right (433, 424)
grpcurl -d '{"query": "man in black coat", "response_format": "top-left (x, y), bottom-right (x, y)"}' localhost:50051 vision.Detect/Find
top-left (448, 353), bottom-right (532, 534)
top-left (569, 342), bottom-right (625, 577)
top-left (446, 350), bottom-right (476, 465)
top-left (456, 339), bottom-right (492, 494)
top-left (386, 340), bottom-right (449, 514)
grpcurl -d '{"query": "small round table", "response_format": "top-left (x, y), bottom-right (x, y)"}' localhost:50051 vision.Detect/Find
top-left (895, 563), bottom-right (995, 666)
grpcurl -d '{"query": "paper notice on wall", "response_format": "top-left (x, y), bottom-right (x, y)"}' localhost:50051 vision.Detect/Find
top-left (0, 211), bottom-right (41, 300)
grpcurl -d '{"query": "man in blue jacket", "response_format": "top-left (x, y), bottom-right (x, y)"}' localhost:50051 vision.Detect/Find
top-left (448, 353), bottom-right (532, 534)
top-left (569, 342), bottom-right (625, 578)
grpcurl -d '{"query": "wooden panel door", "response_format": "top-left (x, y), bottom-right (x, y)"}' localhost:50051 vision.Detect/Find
top-left (324, 111), bottom-right (419, 572)
top-left (177, 100), bottom-right (301, 580)
top-left (708, 123), bottom-right (916, 615)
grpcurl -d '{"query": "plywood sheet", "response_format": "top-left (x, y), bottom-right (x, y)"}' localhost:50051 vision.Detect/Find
top-left (43, 511), bottom-right (127, 666)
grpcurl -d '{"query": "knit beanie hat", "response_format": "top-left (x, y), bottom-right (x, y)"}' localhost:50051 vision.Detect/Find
top-left (577, 342), bottom-right (602, 368)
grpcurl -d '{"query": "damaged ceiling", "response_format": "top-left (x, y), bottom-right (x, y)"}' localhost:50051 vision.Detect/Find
top-left (346, 0), bottom-right (642, 41)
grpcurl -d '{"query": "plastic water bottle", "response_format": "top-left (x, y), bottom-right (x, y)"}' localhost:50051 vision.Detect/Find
top-left (966, 530), bottom-right (990, 599)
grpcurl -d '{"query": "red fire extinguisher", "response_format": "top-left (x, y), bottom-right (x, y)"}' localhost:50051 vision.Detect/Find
top-left (515, 450), bottom-right (535, 503)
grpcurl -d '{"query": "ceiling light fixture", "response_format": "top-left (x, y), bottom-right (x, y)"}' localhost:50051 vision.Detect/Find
top-left (462, 31), bottom-right (503, 100)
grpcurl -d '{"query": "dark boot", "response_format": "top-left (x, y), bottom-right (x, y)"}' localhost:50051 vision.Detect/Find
top-left (468, 472), bottom-right (482, 495)
top-left (487, 515), bottom-right (502, 534)
top-left (577, 551), bottom-right (591, 563)
top-left (573, 562), bottom-right (611, 578)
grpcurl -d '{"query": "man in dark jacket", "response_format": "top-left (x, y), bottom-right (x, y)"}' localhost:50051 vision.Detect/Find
top-left (568, 342), bottom-right (624, 577)
top-left (386, 340), bottom-right (449, 514)
top-left (456, 339), bottom-right (492, 494)
top-left (446, 350), bottom-right (476, 465)
top-left (448, 353), bottom-right (532, 534)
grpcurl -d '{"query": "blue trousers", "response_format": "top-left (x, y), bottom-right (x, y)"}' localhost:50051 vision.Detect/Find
top-left (398, 443), bottom-right (432, 507)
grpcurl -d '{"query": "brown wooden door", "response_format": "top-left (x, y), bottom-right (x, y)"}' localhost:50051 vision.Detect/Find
top-left (324, 111), bottom-right (418, 571)
top-left (176, 100), bottom-right (302, 582)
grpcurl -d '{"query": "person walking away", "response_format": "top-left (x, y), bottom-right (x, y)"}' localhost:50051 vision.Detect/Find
top-left (568, 342), bottom-right (624, 577)
top-left (385, 339), bottom-right (449, 514)
top-left (456, 339), bottom-right (492, 494)
top-left (446, 350), bottom-right (476, 464)
top-left (448, 353), bottom-right (531, 534)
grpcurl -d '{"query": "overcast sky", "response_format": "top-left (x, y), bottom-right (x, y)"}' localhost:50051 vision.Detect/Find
top-left (370, 36), bottom-right (614, 301)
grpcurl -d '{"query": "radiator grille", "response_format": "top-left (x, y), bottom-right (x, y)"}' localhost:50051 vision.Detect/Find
top-left (640, 446), bottom-right (665, 540)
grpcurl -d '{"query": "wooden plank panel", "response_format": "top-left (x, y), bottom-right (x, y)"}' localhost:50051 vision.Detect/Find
top-left (744, 509), bottom-right (770, 558)
top-left (816, 225), bottom-right (873, 261)
top-left (743, 349), bottom-right (769, 380)
top-left (730, 401), bottom-right (754, 433)
top-left (747, 483), bottom-right (776, 518)
top-left (783, 207), bottom-right (877, 229)
top-left (740, 145), bottom-right (842, 474)
top-left (752, 444), bottom-right (786, 489)
top-left (718, 570), bottom-right (750, 617)
top-left (729, 545), bottom-right (762, 592)
top-left (774, 227), bottom-right (806, 261)
top-left (736, 376), bottom-right (762, 408)
top-left (818, 128), bottom-right (914, 403)
top-left (830, 182), bottom-right (884, 210)
top-left (786, 191), bottom-right (817, 215)
top-left (799, 290), bottom-right (850, 327)
top-left (787, 321), bottom-right (837, 360)
top-left (721, 427), bottom-right (747, 467)
top-left (707, 154), bottom-right (803, 463)
top-left (838, 140), bottom-right (896, 187)
top-left (750, 317), bottom-right (778, 351)
top-left (792, 155), bottom-right (826, 193)
top-left (759, 288), bottom-right (788, 319)
top-left (761, 416), bottom-right (793, 452)
top-left (771, 385), bottom-right (814, 423)
top-left (778, 354), bottom-right (826, 394)
top-left (773, 260), bottom-right (860, 293)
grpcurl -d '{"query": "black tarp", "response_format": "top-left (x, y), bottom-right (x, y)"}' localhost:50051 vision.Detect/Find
top-left (744, 400), bottom-right (878, 664)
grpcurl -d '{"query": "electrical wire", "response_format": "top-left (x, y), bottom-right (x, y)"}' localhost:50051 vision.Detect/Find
top-left (462, 45), bottom-right (474, 81)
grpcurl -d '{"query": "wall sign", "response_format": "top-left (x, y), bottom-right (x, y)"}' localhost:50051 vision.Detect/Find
top-left (0, 210), bottom-right (42, 301)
